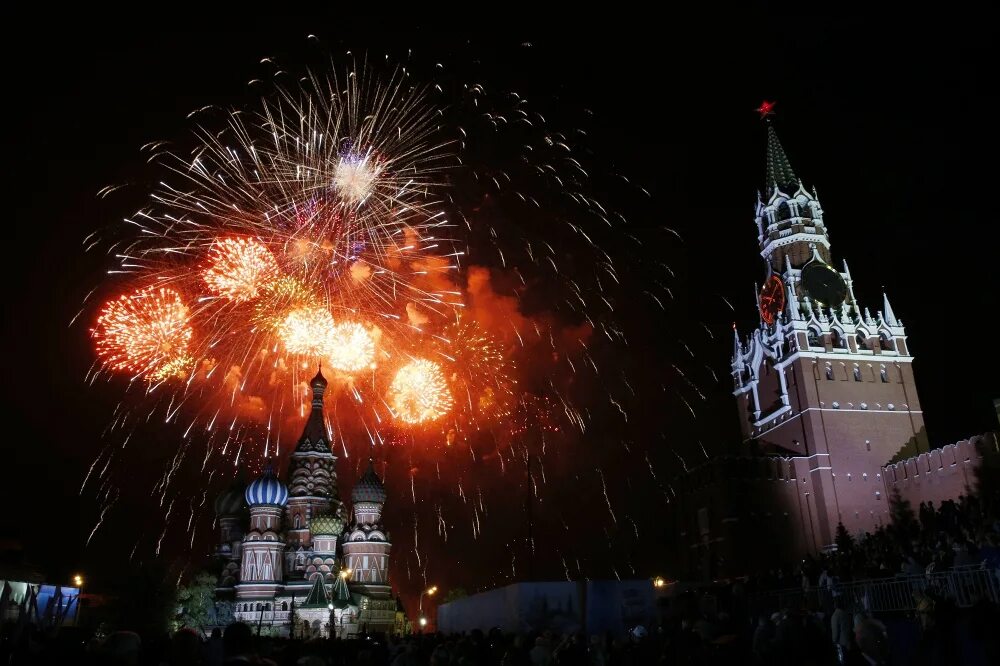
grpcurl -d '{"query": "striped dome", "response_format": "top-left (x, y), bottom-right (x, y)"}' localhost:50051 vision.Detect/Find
top-left (352, 461), bottom-right (386, 504)
top-left (214, 484), bottom-right (246, 516)
top-left (245, 468), bottom-right (288, 507)
top-left (310, 512), bottom-right (344, 536)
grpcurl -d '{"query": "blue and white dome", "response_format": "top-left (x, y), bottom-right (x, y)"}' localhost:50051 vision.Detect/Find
top-left (245, 467), bottom-right (288, 507)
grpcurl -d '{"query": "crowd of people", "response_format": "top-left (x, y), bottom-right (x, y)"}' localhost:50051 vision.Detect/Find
top-left (747, 493), bottom-right (1000, 595)
top-left (3, 494), bottom-right (999, 664)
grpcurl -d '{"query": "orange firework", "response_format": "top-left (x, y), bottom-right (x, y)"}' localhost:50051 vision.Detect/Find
top-left (388, 358), bottom-right (454, 424)
top-left (92, 286), bottom-right (193, 380)
top-left (433, 319), bottom-right (515, 422)
top-left (327, 322), bottom-right (376, 372)
top-left (203, 237), bottom-right (279, 302)
top-left (279, 306), bottom-right (335, 357)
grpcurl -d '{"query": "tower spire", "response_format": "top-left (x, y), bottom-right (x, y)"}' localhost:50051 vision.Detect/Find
top-left (766, 124), bottom-right (798, 194)
top-left (882, 291), bottom-right (899, 327)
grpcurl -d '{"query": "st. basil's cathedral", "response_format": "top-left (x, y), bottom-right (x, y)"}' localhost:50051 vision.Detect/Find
top-left (212, 369), bottom-right (400, 638)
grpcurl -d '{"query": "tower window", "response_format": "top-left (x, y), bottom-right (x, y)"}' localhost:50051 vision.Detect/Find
top-left (856, 333), bottom-right (867, 350)
top-left (778, 201), bottom-right (792, 221)
top-left (853, 366), bottom-right (862, 382)
top-left (282, 602), bottom-right (288, 611)
top-left (880, 367), bottom-right (888, 383)
top-left (865, 439), bottom-right (871, 451)
top-left (831, 331), bottom-right (846, 349)
top-left (808, 329), bottom-right (822, 348)
top-left (825, 365), bottom-right (834, 380)
top-left (880, 334), bottom-right (896, 351)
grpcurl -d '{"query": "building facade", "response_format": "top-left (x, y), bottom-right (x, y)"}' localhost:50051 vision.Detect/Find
top-left (672, 121), bottom-right (992, 578)
top-left (213, 369), bottom-right (398, 638)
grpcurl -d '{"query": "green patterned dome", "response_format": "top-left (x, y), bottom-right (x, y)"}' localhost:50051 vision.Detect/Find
top-left (310, 511), bottom-right (344, 536)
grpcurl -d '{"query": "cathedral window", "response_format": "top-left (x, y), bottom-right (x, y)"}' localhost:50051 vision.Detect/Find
top-left (807, 329), bottom-right (821, 348)
top-left (282, 602), bottom-right (288, 611)
top-left (831, 331), bottom-right (846, 349)
top-left (853, 366), bottom-right (862, 381)
top-left (825, 364), bottom-right (833, 380)
top-left (866, 439), bottom-right (871, 451)
top-left (265, 603), bottom-right (271, 611)
top-left (879, 334), bottom-right (895, 351)
top-left (856, 333), bottom-right (867, 350)
top-left (256, 603), bottom-right (262, 611)
top-left (880, 367), bottom-right (888, 383)
top-left (294, 515), bottom-right (301, 529)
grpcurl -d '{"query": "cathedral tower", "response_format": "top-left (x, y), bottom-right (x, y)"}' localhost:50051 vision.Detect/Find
top-left (285, 369), bottom-right (342, 549)
top-left (236, 465), bottom-right (288, 601)
top-left (731, 120), bottom-right (929, 546)
top-left (343, 461), bottom-right (392, 589)
top-left (342, 460), bottom-right (395, 630)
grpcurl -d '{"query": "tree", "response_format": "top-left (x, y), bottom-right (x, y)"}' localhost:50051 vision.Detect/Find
top-left (889, 488), bottom-right (918, 537)
top-left (108, 558), bottom-right (178, 638)
top-left (176, 571), bottom-right (217, 635)
top-left (834, 522), bottom-right (854, 553)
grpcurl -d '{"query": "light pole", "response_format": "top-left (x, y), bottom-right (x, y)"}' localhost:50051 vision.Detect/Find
top-left (72, 574), bottom-right (84, 626)
top-left (328, 603), bottom-right (335, 639)
top-left (418, 586), bottom-right (437, 632)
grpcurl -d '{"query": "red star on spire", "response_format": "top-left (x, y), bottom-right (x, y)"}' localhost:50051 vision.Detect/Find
top-left (756, 100), bottom-right (776, 119)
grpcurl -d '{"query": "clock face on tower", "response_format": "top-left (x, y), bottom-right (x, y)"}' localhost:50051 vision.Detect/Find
top-left (759, 275), bottom-right (785, 325)
top-left (801, 261), bottom-right (848, 307)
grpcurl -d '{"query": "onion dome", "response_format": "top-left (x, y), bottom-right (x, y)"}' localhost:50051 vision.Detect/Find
top-left (352, 460), bottom-right (386, 504)
top-left (311, 367), bottom-right (328, 391)
top-left (310, 511), bottom-right (345, 537)
top-left (245, 465), bottom-right (289, 507)
top-left (214, 480), bottom-right (246, 516)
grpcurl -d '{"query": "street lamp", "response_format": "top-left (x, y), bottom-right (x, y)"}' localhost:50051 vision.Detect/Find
top-left (418, 586), bottom-right (438, 633)
top-left (72, 574), bottom-right (84, 625)
top-left (653, 576), bottom-right (666, 588)
top-left (418, 586), bottom-right (437, 614)
top-left (328, 603), bottom-right (335, 639)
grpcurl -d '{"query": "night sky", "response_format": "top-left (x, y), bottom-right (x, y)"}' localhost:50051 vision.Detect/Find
top-left (3, 15), bottom-right (997, 610)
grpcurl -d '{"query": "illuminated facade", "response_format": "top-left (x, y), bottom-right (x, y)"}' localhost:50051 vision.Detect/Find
top-left (673, 121), bottom-right (989, 578)
top-left (213, 369), bottom-right (397, 638)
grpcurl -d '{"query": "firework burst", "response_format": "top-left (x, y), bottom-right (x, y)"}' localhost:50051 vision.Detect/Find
top-left (326, 321), bottom-right (376, 372)
top-left (434, 319), bottom-right (515, 423)
top-left (388, 358), bottom-right (454, 424)
top-left (92, 286), bottom-right (193, 380)
top-left (203, 237), bottom-right (280, 302)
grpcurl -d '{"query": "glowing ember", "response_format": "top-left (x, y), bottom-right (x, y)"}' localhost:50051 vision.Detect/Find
top-left (389, 359), bottom-right (454, 424)
top-left (203, 236), bottom-right (279, 302)
top-left (92, 286), bottom-right (193, 380)
top-left (279, 306), bottom-right (335, 357)
top-left (326, 322), bottom-right (376, 372)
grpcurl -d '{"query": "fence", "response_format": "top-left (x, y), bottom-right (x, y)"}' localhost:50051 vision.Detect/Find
top-left (762, 567), bottom-right (1000, 615)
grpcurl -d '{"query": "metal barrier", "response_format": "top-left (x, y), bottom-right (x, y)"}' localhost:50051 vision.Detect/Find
top-left (764, 568), bottom-right (1000, 614)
